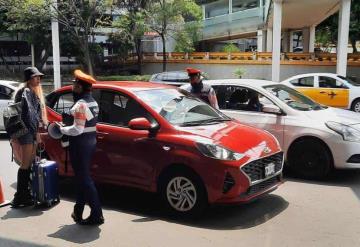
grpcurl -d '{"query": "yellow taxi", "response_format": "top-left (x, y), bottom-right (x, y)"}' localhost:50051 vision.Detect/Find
top-left (282, 73), bottom-right (360, 112)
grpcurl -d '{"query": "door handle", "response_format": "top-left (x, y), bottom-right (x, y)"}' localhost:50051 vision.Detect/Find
top-left (328, 92), bottom-right (337, 97)
top-left (319, 91), bottom-right (327, 94)
top-left (97, 131), bottom-right (109, 140)
top-left (97, 131), bottom-right (109, 135)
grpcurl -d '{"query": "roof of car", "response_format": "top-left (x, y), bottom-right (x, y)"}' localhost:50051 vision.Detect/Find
top-left (205, 79), bottom-right (278, 88)
top-left (0, 80), bottom-right (21, 89)
top-left (283, 73), bottom-right (340, 81)
top-left (94, 81), bottom-right (176, 91)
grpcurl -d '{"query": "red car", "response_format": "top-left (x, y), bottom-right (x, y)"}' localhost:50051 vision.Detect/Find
top-left (43, 81), bottom-right (284, 216)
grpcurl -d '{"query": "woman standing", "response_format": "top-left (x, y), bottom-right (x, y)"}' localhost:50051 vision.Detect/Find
top-left (59, 69), bottom-right (103, 225)
top-left (11, 67), bottom-right (47, 208)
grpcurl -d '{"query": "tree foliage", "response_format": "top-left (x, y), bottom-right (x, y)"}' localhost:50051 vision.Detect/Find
top-left (0, 0), bottom-right (52, 71)
top-left (317, 0), bottom-right (360, 53)
top-left (146, 0), bottom-right (202, 71)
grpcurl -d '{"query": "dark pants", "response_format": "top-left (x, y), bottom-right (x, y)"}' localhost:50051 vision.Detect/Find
top-left (69, 135), bottom-right (102, 218)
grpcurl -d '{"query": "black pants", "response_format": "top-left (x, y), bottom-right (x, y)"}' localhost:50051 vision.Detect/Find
top-left (69, 135), bottom-right (102, 218)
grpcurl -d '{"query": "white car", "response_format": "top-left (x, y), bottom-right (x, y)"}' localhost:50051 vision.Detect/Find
top-left (0, 80), bottom-right (20, 131)
top-left (206, 79), bottom-right (360, 179)
top-left (282, 73), bottom-right (360, 112)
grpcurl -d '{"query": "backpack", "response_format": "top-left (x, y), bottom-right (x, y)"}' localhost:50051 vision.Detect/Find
top-left (3, 101), bottom-right (29, 139)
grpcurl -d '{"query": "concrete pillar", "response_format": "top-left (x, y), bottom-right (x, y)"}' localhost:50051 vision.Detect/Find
top-left (257, 30), bottom-right (266, 52)
top-left (202, 5), bottom-right (206, 20)
top-left (51, 0), bottom-right (61, 89)
top-left (282, 31), bottom-right (290, 52)
top-left (31, 44), bottom-right (35, 67)
top-left (309, 25), bottom-right (316, 53)
top-left (272, 0), bottom-right (282, 82)
top-left (302, 27), bottom-right (310, 53)
top-left (289, 31), bottom-right (294, 52)
top-left (229, 0), bottom-right (232, 14)
top-left (337, 0), bottom-right (351, 76)
top-left (266, 28), bottom-right (273, 52)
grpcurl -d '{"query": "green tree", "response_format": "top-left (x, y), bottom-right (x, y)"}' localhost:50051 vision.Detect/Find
top-left (174, 21), bottom-right (202, 53)
top-left (112, 0), bottom-right (150, 74)
top-left (0, 0), bottom-right (52, 72)
top-left (50, 0), bottom-right (113, 75)
top-left (317, 0), bottom-right (360, 53)
top-left (146, 0), bottom-right (202, 71)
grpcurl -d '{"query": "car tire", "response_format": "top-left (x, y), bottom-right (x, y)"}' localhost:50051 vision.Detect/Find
top-left (159, 168), bottom-right (208, 218)
top-left (351, 98), bottom-right (360, 112)
top-left (287, 139), bottom-right (333, 179)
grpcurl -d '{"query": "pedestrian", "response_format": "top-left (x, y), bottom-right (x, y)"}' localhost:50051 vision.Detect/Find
top-left (11, 67), bottom-right (48, 208)
top-left (59, 69), bottom-right (104, 225)
top-left (180, 67), bottom-right (219, 109)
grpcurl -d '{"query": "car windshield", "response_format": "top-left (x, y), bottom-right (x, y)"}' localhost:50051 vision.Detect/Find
top-left (263, 84), bottom-right (325, 111)
top-left (134, 88), bottom-right (231, 126)
top-left (338, 75), bottom-right (360, 86)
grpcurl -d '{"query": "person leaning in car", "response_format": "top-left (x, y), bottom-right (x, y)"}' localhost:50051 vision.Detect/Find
top-left (11, 67), bottom-right (48, 208)
top-left (180, 67), bottom-right (219, 109)
top-left (58, 69), bottom-right (104, 225)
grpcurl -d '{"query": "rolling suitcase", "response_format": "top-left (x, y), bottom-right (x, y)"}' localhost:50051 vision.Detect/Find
top-left (31, 159), bottom-right (60, 207)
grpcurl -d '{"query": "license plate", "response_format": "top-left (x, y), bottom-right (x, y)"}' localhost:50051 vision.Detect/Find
top-left (265, 163), bottom-right (275, 177)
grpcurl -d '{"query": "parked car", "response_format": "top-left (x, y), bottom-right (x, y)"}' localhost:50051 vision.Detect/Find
top-left (282, 73), bottom-right (360, 112)
top-left (42, 81), bottom-right (283, 216)
top-left (149, 71), bottom-right (189, 86)
top-left (0, 80), bottom-right (20, 131)
top-left (207, 79), bottom-right (360, 179)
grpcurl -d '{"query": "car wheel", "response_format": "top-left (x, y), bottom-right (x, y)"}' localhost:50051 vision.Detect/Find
top-left (160, 169), bottom-right (207, 217)
top-left (351, 98), bottom-right (360, 112)
top-left (287, 139), bottom-right (333, 179)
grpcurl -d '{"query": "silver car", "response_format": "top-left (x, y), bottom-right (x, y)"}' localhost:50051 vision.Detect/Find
top-left (207, 79), bottom-right (360, 179)
top-left (149, 71), bottom-right (189, 86)
top-left (0, 80), bottom-right (20, 131)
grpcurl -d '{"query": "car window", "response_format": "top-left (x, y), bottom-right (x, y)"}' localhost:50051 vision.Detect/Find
top-left (53, 92), bottom-right (74, 114)
top-left (289, 77), bottom-right (314, 87)
top-left (98, 90), bottom-right (152, 127)
top-left (135, 88), bottom-right (230, 126)
top-left (0, 85), bottom-right (14, 99)
top-left (213, 85), bottom-right (273, 113)
top-left (319, 76), bottom-right (345, 89)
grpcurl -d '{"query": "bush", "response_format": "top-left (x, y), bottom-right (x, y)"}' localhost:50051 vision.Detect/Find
top-left (97, 75), bottom-right (151, 81)
top-left (234, 68), bottom-right (246, 78)
top-left (222, 43), bottom-right (240, 53)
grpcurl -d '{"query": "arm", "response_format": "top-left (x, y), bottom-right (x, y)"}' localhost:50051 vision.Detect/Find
top-left (60, 102), bottom-right (87, 136)
top-left (209, 88), bottom-right (219, 109)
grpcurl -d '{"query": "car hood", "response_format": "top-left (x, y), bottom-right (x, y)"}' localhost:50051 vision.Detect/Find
top-left (177, 120), bottom-right (280, 158)
top-left (303, 107), bottom-right (360, 127)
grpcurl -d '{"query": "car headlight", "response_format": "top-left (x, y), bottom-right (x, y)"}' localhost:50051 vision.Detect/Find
top-left (325, 121), bottom-right (360, 142)
top-left (196, 142), bottom-right (245, 160)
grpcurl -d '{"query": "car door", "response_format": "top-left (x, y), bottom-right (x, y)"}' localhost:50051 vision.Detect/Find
top-left (95, 89), bottom-right (159, 188)
top-left (316, 76), bottom-right (349, 108)
top-left (0, 85), bottom-right (14, 130)
top-left (288, 76), bottom-right (318, 102)
top-left (213, 85), bottom-right (285, 147)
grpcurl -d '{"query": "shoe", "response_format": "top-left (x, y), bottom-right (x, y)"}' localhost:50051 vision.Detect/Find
top-left (79, 215), bottom-right (104, 225)
top-left (11, 193), bottom-right (34, 208)
top-left (71, 211), bottom-right (83, 223)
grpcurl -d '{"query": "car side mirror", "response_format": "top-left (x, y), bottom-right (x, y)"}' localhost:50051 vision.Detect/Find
top-left (262, 104), bottom-right (282, 115)
top-left (128, 117), bottom-right (153, 130)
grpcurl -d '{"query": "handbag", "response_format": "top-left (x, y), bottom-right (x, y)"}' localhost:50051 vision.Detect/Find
top-left (3, 101), bottom-right (29, 139)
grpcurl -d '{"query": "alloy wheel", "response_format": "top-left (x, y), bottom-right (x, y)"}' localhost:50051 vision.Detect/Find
top-left (166, 176), bottom-right (197, 212)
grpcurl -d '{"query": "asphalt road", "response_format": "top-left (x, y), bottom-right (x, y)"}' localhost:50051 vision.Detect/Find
top-left (0, 134), bottom-right (359, 247)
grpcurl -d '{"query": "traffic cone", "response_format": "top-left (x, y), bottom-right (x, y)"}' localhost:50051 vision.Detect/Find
top-left (0, 177), bottom-right (11, 208)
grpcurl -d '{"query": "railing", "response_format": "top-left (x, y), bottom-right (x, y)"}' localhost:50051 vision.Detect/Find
top-left (118, 52), bottom-right (360, 65)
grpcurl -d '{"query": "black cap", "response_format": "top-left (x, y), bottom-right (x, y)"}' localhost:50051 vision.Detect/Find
top-left (24, 67), bottom-right (44, 82)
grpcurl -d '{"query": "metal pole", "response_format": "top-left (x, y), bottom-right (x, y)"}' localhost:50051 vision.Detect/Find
top-left (31, 44), bottom-right (35, 67)
top-left (272, 0), bottom-right (282, 82)
top-left (51, 0), bottom-right (61, 89)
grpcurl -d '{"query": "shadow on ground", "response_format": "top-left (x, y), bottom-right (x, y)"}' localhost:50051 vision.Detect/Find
top-left (58, 178), bottom-right (289, 230)
top-left (283, 168), bottom-right (360, 201)
top-left (47, 224), bottom-right (101, 244)
top-left (0, 236), bottom-right (48, 247)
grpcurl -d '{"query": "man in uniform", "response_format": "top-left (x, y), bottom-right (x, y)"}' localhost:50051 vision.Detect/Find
top-left (59, 70), bottom-right (104, 225)
top-left (180, 67), bottom-right (219, 109)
